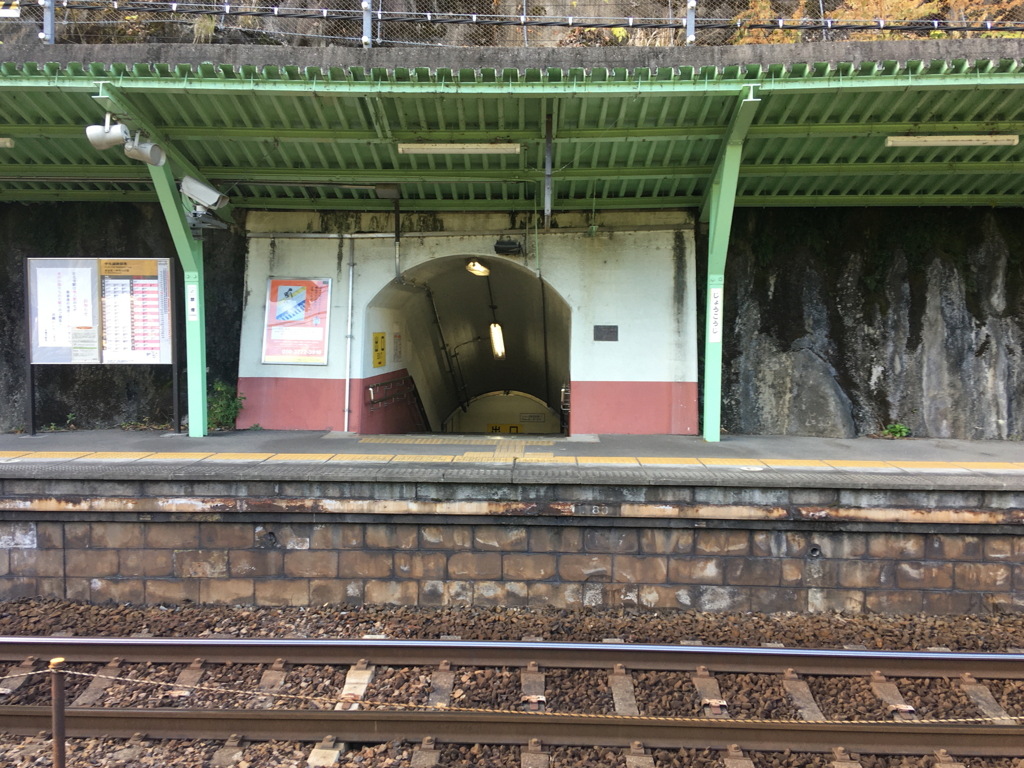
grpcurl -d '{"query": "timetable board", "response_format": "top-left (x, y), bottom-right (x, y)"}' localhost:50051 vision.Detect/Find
top-left (28, 258), bottom-right (173, 365)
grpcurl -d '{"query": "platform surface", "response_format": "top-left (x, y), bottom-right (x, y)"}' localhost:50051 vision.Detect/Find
top-left (1, 429), bottom-right (1024, 491)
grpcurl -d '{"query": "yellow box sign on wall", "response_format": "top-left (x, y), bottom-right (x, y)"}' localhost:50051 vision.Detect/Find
top-left (372, 332), bottom-right (387, 368)
top-left (487, 424), bottom-right (522, 433)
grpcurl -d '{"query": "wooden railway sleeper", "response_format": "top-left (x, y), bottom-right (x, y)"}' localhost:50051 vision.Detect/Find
top-left (626, 741), bottom-right (654, 768)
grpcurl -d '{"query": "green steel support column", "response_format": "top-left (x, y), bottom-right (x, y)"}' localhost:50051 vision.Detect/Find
top-left (700, 89), bottom-right (760, 442)
top-left (149, 163), bottom-right (208, 437)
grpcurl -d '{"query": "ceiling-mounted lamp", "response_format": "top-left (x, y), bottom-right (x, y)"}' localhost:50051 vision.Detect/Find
top-left (885, 135), bottom-right (1019, 147)
top-left (123, 131), bottom-right (166, 167)
top-left (374, 183), bottom-right (401, 199)
top-left (494, 238), bottom-right (523, 256)
top-left (0, 138), bottom-right (15, 149)
top-left (397, 143), bottom-right (522, 155)
top-left (490, 323), bottom-right (506, 361)
top-left (85, 113), bottom-right (131, 151)
top-left (466, 260), bottom-right (490, 276)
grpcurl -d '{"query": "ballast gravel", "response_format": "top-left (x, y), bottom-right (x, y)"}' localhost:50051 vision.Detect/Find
top-left (3, 598), bottom-right (1024, 651)
top-left (544, 668), bottom-right (615, 714)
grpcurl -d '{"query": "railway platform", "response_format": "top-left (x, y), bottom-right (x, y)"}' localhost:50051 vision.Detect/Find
top-left (1, 430), bottom-right (1023, 614)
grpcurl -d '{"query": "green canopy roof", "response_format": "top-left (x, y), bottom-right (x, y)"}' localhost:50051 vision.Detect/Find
top-left (2, 40), bottom-right (1024, 212)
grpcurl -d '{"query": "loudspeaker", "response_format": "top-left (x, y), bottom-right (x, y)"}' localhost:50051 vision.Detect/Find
top-left (85, 123), bottom-right (130, 151)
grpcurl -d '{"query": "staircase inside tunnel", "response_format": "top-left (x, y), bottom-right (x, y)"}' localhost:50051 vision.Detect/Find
top-left (366, 254), bottom-right (570, 434)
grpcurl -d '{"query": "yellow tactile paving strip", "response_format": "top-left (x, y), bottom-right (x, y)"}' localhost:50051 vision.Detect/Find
top-left (0, 451), bottom-right (1022, 472)
top-left (265, 453), bottom-right (335, 461)
top-left (81, 452), bottom-right (154, 460)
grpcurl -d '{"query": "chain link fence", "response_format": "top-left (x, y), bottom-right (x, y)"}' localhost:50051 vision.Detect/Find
top-left (2, 0), bottom-right (1023, 49)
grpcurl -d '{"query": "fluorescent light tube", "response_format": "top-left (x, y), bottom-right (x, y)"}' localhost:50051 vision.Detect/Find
top-left (398, 143), bottom-right (521, 155)
top-left (490, 323), bottom-right (506, 360)
top-left (886, 135), bottom-right (1019, 147)
top-left (466, 260), bottom-right (490, 276)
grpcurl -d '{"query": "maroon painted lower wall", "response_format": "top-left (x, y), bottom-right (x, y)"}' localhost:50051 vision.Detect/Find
top-left (569, 381), bottom-right (698, 435)
top-left (237, 371), bottom-right (422, 433)
top-left (237, 377), bottom-right (696, 435)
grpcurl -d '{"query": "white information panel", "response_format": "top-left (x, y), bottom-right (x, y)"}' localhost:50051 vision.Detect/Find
top-left (28, 258), bottom-right (173, 365)
top-left (28, 258), bottom-right (101, 364)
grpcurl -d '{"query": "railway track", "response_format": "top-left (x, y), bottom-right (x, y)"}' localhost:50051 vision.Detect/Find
top-left (2, 636), bottom-right (1022, 764)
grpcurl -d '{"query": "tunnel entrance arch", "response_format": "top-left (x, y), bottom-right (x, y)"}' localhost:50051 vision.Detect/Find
top-left (364, 254), bottom-right (570, 434)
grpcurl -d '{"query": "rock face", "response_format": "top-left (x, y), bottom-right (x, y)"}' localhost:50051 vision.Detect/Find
top-left (0, 202), bottom-right (246, 432)
top-left (720, 208), bottom-right (1024, 439)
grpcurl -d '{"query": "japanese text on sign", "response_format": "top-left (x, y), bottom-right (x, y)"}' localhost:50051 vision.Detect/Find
top-left (261, 278), bottom-right (332, 365)
top-left (709, 288), bottom-right (723, 344)
top-left (372, 332), bottom-right (387, 368)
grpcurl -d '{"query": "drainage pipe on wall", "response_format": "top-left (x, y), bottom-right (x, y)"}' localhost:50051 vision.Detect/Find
top-left (343, 237), bottom-right (356, 433)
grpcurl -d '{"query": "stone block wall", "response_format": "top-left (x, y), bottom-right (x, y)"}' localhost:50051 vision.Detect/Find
top-left (1, 519), bottom-right (1021, 614)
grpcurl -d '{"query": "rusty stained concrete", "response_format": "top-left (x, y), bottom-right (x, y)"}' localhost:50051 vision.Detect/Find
top-left (0, 495), bottom-right (1022, 525)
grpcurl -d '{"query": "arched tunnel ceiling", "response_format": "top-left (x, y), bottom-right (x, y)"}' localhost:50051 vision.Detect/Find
top-left (375, 255), bottom-right (569, 410)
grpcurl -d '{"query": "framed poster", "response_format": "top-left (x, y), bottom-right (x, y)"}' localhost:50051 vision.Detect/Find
top-left (99, 259), bottom-right (173, 364)
top-left (261, 278), bottom-right (332, 365)
top-left (28, 258), bottom-right (101, 364)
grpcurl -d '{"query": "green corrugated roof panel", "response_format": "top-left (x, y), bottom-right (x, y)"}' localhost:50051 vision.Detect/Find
top-left (1, 45), bottom-right (1024, 210)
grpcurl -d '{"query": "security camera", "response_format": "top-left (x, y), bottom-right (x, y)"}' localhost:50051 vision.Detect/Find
top-left (180, 176), bottom-right (229, 210)
top-left (85, 113), bottom-right (131, 151)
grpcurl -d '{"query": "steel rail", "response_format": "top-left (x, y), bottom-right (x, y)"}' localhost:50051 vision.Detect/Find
top-left (3, 637), bottom-right (1023, 678)
top-left (0, 706), bottom-right (1019, 756)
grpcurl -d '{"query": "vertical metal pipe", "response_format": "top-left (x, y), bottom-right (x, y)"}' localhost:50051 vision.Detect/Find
top-left (24, 258), bottom-right (35, 436)
top-left (50, 658), bottom-right (65, 768)
top-left (343, 237), bottom-right (355, 434)
top-left (668, 0), bottom-right (674, 45)
top-left (42, 0), bottom-right (55, 44)
top-left (686, 0), bottom-right (696, 44)
top-left (543, 115), bottom-right (553, 229)
top-left (361, 0), bottom-right (372, 46)
top-left (171, 259), bottom-right (181, 433)
top-left (393, 199), bottom-right (401, 279)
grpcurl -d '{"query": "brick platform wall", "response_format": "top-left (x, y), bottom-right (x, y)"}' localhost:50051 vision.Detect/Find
top-left (0, 520), bottom-right (1020, 614)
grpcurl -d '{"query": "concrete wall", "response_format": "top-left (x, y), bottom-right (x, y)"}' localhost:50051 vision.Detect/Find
top-left (237, 211), bottom-right (698, 435)
top-left (1, 518), bottom-right (1018, 615)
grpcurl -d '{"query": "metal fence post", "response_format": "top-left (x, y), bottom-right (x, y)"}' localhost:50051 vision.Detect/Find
top-left (50, 657), bottom-right (66, 768)
top-left (686, 0), bottom-right (696, 44)
top-left (40, 0), bottom-right (55, 43)
top-left (361, 0), bottom-right (372, 47)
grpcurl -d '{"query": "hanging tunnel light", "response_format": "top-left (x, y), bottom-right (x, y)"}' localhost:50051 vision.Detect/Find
top-left (466, 260), bottom-right (490, 276)
top-left (490, 323), bottom-right (506, 360)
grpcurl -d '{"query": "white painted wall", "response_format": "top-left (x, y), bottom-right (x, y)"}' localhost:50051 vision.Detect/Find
top-left (240, 212), bottom-right (697, 395)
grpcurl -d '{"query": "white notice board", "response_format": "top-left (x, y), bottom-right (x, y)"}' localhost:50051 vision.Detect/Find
top-left (28, 258), bottom-right (173, 365)
top-left (28, 258), bottom-right (101, 364)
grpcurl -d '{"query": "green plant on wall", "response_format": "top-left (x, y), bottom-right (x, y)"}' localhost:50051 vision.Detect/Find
top-left (881, 423), bottom-right (910, 439)
top-left (208, 381), bottom-right (245, 430)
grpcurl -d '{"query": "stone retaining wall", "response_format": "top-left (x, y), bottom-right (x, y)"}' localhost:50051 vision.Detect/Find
top-left (1, 519), bottom-right (1020, 614)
